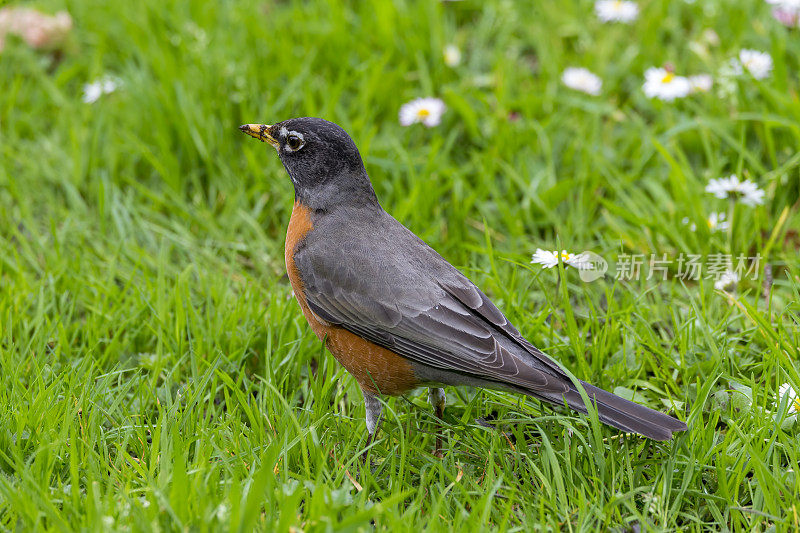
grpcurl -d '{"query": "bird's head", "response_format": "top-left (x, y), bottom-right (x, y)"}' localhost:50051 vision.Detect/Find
top-left (239, 117), bottom-right (377, 209)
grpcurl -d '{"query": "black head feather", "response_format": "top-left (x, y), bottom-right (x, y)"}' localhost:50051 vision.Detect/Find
top-left (266, 117), bottom-right (378, 210)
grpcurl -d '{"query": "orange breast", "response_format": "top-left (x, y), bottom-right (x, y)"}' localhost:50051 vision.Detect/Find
top-left (284, 202), bottom-right (419, 396)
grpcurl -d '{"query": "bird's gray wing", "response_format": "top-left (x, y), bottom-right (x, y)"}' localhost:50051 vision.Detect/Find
top-left (295, 234), bottom-right (570, 394)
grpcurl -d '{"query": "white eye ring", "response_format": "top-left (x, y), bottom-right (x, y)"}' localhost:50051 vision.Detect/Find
top-left (284, 131), bottom-right (305, 152)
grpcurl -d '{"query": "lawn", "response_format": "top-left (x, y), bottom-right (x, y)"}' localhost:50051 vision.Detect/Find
top-left (1, 0), bottom-right (799, 530)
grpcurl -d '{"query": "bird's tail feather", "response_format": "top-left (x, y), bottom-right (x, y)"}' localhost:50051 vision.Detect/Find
top-left (541, 381), bottom-right (687, 441)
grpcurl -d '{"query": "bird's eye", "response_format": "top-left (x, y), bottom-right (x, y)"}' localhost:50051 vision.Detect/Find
top-left (286, 133), bottom-right (304, 151)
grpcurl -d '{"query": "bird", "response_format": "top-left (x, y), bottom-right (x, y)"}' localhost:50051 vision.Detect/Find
top-left (239, 117), bottom-right (688, 454)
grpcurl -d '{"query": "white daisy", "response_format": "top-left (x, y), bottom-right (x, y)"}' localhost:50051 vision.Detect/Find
top-left (771, 7), bottom-right (800, 26)
top-left (531, 249), bottom-right (593, 270)
top-left (594, 0), bottom-right (639, 22)
top-left (643, 67), bottom-right (691, 101)
top-left (682, 212), bottom-right (729, 232)
top-left (768, 0), bottom-right (800, 26)
top-left (737, 181), bottom-right (766, 206)
top-left (443, 44), bottom-right (461, 67)
top-left (398, 97), bottom-right (446, 127)
top-left (778, 383), bottom-right (800, 414)
top-left (714, 270), bottom-right (739, 291)
top-left (82, 75), bottom-right (120, 104)
top-left (705, 175), bottom-right (765, 206)
top-left (705, 176), bottom-right (738, 198)
top-left (732, 49), bottom-right (773, 80)
top-left (706, 212), bottom-right (729, 231)
top-left (767, 0), bottom-right (800, 11)
top-left (561, 67), bottom-right (602, 95)
top-left (689, 74), bottom-right (713, 93)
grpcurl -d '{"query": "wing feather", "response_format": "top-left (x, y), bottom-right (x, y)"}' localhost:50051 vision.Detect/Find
top-left (301, 254), bottom-right (568, 393)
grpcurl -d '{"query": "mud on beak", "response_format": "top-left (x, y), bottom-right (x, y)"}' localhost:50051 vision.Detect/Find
top-left (238, 124), bottom-right (278, 147)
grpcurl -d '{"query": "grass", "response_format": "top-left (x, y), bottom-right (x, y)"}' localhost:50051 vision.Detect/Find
top-left (1, 0), bottom-right (799, 530)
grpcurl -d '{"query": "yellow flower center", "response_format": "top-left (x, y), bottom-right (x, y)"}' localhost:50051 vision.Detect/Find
top-left (661, 72), bottom-right (675, 84)
top-left (560, 252), bottom-right (571, 261)
top-left (794, 398), bottom-right (800, 413)
top-left (417, 109), bottom-right (431, 118)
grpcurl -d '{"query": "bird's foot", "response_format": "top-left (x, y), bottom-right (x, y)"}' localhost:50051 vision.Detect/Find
top-left (429, 387), bottom-right (446, 458)
top-left (434, 434), bottom-right (444, 458)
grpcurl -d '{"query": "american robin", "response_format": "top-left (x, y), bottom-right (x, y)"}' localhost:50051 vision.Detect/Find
top-left (239, 118), bottom-right (688, 452)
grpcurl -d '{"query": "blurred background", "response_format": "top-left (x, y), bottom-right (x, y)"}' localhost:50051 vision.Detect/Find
top-left (1, 0), bottom-right (799, 530)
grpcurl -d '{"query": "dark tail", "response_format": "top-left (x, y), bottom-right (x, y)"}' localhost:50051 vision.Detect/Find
top-left (542, 381), bottom-right (688, 441)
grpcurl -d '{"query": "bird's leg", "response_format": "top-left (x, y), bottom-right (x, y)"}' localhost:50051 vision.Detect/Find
top-left (361, 390), bottom-right (382, 464)
top-left (428, 387), bottom-right (446, 457)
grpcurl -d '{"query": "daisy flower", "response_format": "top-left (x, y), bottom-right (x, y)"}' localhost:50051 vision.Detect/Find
top-left (732, 49), bottom-right (773, 80)
top-left (705, 175), bottom-right (765, 206)
top-left (706, 212), bottom-right (729, 231)
top-left (594, 1), bottom-right (639, 23)
top-left (399, 97), bottom-right (446, 127)
top-left (714, 270), bottom-right (739, 291)
top-left (443, 44), bottom-right (461, 67)
top-left (82, 75), bottom-right (121, 104)
top-left (767, 0), bottom-right (800, 25)
top-left (643, 67), bottom-right (691, 101)
top-left (561, 67), bottom-right (602, 95)
top-left (766, 0), bottom-right (800, 7)
top-left (682, 212), bottom-right (729, 232)
top-left (766, 0), bottom-right (800, 16)
top-left (688, 74), bottom-right (713, 93)
top-left (778, 383), bottom-right (800, 414)
top-left (531, 249), bottom-right (592, 270)
top-left (771, 7), bottom-right (800, 26)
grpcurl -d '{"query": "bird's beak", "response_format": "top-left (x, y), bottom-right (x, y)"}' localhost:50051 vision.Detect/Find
top-left (238, 124), bottom-right (278, 147)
